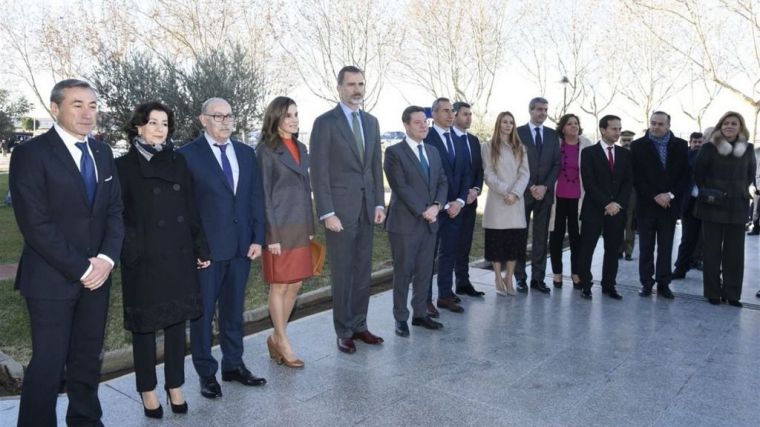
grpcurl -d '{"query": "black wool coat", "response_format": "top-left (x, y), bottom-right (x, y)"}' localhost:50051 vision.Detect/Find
top-left (116, 146), bottom-right (210, 333)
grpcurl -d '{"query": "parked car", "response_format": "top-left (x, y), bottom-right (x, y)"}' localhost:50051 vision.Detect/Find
top-left (381, 131), bottom-right (405, 146)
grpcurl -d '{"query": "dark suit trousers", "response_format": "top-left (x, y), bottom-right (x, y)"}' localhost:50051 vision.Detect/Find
top-left (389, 229), bottom-right (436, 321)
top-left (549, 197), bottom-right (580, 275)
top-left (18, 286), bottom-right (109, 427)
top-left (637, 215), bottom-right (677, 288)
top-left (132, 321), bottom-right (186, 392)
top-left (702, 221), bottom-right (745, 301)
top-left (428, 212), bottom-right (463, 300)
top-left (674, 197), bottom-right (701, 271)
top-left (191, 257), bottom-right (251, 377)
top-left (578, 213), bottom-right (625, 289)
top-left (455, 203), bottom-right (477, 286)
top-left (325, 206), bottom-right (373, 339)
top-left (515, 196), bottom-right (552, 283)
top-left (621, 195), bottom-right (636, 256)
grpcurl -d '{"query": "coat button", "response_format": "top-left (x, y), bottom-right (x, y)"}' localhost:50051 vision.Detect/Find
top-left (157, 219), bottom-right (166, 227)
top-left (233, 218), bottom-right (239, 224)
top-left (153, 187), bottom-right (161, 195)
top-left (173, 184), bottom-right (181, 191)
top-left (177, 215), bottom-right (184, 223)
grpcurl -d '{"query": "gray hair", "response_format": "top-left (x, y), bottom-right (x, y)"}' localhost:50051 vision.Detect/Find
top-left (529, 97), bottom-right (548, 111)
top-left (200, 97), bottom-right (230, 114)
top-left (50, 79), bottom-right (96, 105)
top-left (432, 97), bottom-right (451, 113)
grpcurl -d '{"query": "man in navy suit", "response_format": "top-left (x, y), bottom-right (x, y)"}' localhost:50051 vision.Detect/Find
top-left (10, 79), bottom-right (124, 426)
top-left (451, 101), bottom-right (484, 297)
top-left (424, 97), bottom-right (472, 314)
top-left (180, 98), bottom-right (267, 399)
top-left (515, 97), bottom-right (561, 294)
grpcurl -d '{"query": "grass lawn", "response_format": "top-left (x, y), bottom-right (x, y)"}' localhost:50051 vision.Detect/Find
top-left (0, 170), bottom-right (486, 365)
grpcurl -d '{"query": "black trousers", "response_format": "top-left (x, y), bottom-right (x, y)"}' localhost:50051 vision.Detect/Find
top-left (578, 213), bottom-right (625, 289)
top-left (549, 197), bottom-right (580, 275)
top-left (637, 215), bottom-right (677, 288)
top-left (132, 321), bottom-right (186, 392)
top-left (674, 197), bottom-right (701, 272)
top-left (455, 203), bottom-right (477, 287)
top-left (702, 221), bottom-right (745, 301)
top-left (18, 286), bottom-right (109, 427)
top-left (515, 196), bottom-right (552, 284)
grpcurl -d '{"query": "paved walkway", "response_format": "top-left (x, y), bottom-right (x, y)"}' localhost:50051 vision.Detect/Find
top-left (2, 228), bottom-right (760, 426)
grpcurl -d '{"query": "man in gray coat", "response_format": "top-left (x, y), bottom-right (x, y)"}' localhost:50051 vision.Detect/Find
top-left (385, 106), bottom-right (448, 336)
top-left (310, 66), bottom-right (386, 354)
top-left (515, 97), bottom-right (561, 293)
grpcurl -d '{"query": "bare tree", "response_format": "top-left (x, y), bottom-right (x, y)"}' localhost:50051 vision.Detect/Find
top-left (627, 0), bottom-right (760, 139)
top-left (397, 0), bottom-right (516, 125)
top-left (267, 0), bottom-right (402, 112)
top-left (680, 76), bottom-right (721, 131)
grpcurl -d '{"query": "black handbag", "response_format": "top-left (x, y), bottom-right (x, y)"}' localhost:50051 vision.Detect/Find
top-left (698, 188), bottom-right (726, 206)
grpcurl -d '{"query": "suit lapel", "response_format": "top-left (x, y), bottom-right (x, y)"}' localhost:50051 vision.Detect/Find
top-left (332, 105), bottom-right (363, 166)
top-left (275, 143), bottom-right (307, 177)
top-left (360, 111), bottom-right (372, 167)
top-left (233, 141), bottom-right (248, 197)
top-left (200, 138), bottom-right (235, 194)
top-left (400, 139), bottom-right (429, 186)
top-left (47, 131), bottom-right (90, 208)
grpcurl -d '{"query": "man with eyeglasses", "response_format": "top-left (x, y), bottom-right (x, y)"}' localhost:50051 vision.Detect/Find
top-left (180, 98), bottom-right (267, 399)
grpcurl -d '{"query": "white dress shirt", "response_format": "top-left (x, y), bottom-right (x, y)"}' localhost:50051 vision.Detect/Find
top-left (205, 132), bottom-right (240, 194)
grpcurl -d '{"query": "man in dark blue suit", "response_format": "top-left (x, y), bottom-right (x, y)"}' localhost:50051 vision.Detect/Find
top-left (10, 79), bottom-right (124, 426)
top-left (424, 97), bottom-right (472, 314)
top-left (673, 132), bottom-right (704, 279)
top-left (180, 98), bottom-right (267, 399)
top-left (451, 101), bottom-right (484, 297)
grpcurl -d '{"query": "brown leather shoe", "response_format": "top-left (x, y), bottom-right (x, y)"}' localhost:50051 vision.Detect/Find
top-left (352, 330), bottom-right (384, 344)
top-left (437, 297), bottom-right (464, 313)
top-left (337, 338), bottom-right (356, 354)
top-left (426, 302), bottom-right (440, 318)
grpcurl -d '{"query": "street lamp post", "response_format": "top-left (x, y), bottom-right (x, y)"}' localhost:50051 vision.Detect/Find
top-left (560, 76), bottom-right (570, 117)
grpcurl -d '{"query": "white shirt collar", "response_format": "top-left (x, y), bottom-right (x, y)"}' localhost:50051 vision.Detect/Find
top-left (205, 132), bottom-right (231, 147)
top-left (433, 124), bottom-right (450, 136)
top-left (54, 123), bottom-right (88, 146)
top-left (452, 126), bottom-right (467, 137)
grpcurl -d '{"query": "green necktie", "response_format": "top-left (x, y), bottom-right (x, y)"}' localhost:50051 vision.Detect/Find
top-left (351, 111), bottom-right (364, 163)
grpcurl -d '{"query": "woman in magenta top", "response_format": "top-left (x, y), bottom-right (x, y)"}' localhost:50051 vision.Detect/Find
top-left (549, 113), bottom-right (589, 288)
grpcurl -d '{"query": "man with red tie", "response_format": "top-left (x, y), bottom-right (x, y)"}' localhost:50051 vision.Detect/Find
top-left (577, 115), bottom-right (633, 300)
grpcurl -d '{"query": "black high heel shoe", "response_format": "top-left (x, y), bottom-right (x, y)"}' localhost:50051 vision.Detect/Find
top-left (166, 389), bottom-right (188, 414)
top-left (140, 393), bottom-right (163, 419)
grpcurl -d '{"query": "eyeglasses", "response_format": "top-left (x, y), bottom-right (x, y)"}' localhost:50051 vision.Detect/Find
top-left (204, 113), bottom-right (235, 122)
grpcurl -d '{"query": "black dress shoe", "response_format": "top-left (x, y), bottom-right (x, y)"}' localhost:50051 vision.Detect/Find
top-left (625, 254), bottom-right (633, 261)
top-left (658, 285), bottom-right (675, 299)
top-left (603, 288), bottom-right (623, 300)
top-left (707, 298), bottom-right (721, 305)
top-left (580, 288), bottom-right (592, 299)
top-left (516, 281), bottom-right (528, 293)
top-left (639, 286), bottom-right (653, 297)
top-left (166, 391), bottom-right (188, 414)
top-left (756, 290), bottom-right (760, 298)
top-left (728, 300), bottom-right (743, 307)
top-left (671, 269), bottom-right (686, 280)
top-left (455, 284), bottom-right (485, 297)
top-left (411, 316), bottom-right (443, 330)
top-left (553, 280), bottom-right (563, 289)
top-left (221, 366), bottom-right (267, 386)
top-left (395, 321), bottom-right (409, 337)
top-left (530, 280), bottom-right (551, 294)
top-left (748, 229), bottom-right (760, 235)
top-left (426, 302), bottom-right (440, 318)
top-left (199, 376), bottom-right (222, 399)
top-left (572, 282), bottom-right (583, 290)
top-left (336, 338), bottom-right (356, 354)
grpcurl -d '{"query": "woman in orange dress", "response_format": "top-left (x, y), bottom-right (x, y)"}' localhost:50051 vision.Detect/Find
top-left (256, 97), bottom-right (315, 368)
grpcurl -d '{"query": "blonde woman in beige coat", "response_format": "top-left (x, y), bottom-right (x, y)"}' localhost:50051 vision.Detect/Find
top-left (482, 111), bottom-right (530, 295)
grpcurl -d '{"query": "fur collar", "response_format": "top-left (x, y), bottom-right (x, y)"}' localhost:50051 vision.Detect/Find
top-left (711, 132), bottom-right (748, 157)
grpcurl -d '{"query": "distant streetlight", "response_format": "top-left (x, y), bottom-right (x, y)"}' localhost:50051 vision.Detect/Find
top-left (560, 76), bottom-right (570, 117)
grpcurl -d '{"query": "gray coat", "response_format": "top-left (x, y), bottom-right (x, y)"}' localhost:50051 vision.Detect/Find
top-left (384, 139), bottom-right (448, 234)
top-left (516, 124), bottom-right (561, 202)
top-left (256, 139), bottom-right (315, 248)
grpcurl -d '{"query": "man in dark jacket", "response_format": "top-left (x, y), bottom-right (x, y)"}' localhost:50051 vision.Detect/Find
top-left (673, 132), bottom-right (704, 278)
top-left (630, 111), bottom-right (689, 298)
